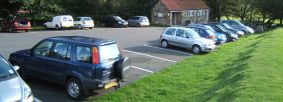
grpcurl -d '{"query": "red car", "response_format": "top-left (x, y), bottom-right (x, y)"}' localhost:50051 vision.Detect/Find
top-left (0, 18), bottom-right (31, 32)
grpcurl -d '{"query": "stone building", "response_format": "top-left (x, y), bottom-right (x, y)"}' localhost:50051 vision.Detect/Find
top-left (151, 0), bottom-right (210, 26)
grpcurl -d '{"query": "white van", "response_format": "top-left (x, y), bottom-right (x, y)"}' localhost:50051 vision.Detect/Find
top-left (44, 15), bottom-right (74, 29)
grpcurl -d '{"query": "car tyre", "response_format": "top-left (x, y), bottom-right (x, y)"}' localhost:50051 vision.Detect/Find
top-left (66, 78), bottom-right (85, 100)
top-left (114, 24), bottom-right (119, 28)
top-left (55, 25), bottom-right (59, 30)
top-left (161, 40), bottom-right (169, 48)
top-left (44, 25), bottom-right (48, 30)
top-left (115, 57), bottom-right (131, 80)
top-left (232, 38), bottom-right (237, 42)
top-left (192, 45), bottom-right (201, 54)
top-left (9, 27), bottom-right (15, 33)
top-left (78, 24), bottom-right (82, 29)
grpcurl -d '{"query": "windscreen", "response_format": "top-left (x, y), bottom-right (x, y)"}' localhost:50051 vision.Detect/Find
top-left (187, 29), bottom-right (201, 39)
top-left (217, 25), bottom-right (228, 32)
top-left (223, 23), bottom-right (233, 29)
top-left (142, 17), bottom-right (149, 21)
top-left (205, 29), bottom-right (215, 36)
top-left (74, 18), bottom-right (81, 21)
top-left (235, 21), bottom-right (245, 26)
top-left (0, 57), bottom-right (15, 80)
top-left (99, 44), bottom-right (121, 63)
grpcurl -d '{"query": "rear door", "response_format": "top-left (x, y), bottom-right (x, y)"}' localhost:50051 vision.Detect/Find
top-left (45, 42), bottom-right (72, 83)
top-left (163, 28), bottom-right (177, 46)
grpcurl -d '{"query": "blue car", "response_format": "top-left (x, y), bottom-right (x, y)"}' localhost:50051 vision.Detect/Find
top-left (221, 20), bottom-right (254, 34)
top-left (219, 23), bottom-right (245, 37)
top-left (9, 36), bottom-right (132, 100)
top-left (203, 23), bottom-right (239, 42)
top-left (188, 26), bottom-right (227, 44)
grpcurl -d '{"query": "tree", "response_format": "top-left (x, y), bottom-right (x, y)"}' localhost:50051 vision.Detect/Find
top-left (26, 0), bottom-right (63, 20)
top-left (0, 0), bottom-right (34, 16)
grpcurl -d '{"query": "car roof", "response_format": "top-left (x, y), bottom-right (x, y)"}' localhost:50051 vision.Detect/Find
top-left (55, 15), bottom-right (72, 17)
top-left (75, 17), bottom-right (91, 18)
top-left (132, 16), bottom-right (147, 18)
top-left (188, 26), bottom-right (210, 30)
top-left (166, 27), bottom-right (194, 31)
top-left (46, 36), bottom-right (116, 46)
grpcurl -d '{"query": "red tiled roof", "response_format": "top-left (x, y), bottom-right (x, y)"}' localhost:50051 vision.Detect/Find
top-left (161, 0), bottom-right (209, 11)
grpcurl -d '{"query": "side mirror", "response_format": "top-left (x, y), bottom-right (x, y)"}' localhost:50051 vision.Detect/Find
top-left (28, 49), bottom-right (33, 56)
top-left (13, 65), bottom-right (20, 71)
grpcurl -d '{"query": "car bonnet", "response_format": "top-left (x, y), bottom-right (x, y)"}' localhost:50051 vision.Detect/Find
top-left (195, 37), bottom-right (215, 44)
top-left (0, 77), bottom-right (23, 102)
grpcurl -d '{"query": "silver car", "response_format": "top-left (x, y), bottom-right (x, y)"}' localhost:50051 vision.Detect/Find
top-left (74, 17), bottom-right (95, 29)
top-left (127, 16), bottom-right (150, 27)
top-left (0, 55), bottom-right (34, 102)
top-left (160, 27), bottom-right (216, 54)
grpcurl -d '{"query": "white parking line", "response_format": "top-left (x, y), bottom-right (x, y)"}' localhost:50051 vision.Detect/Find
top-left (54, 31), bottom-right (64, 33)
top-left (143, 45), bottom-right (192, 55)
top-left (132, 66), bottom-right (154, 73)
top-left (74, 30), bottom-right (84, 32)
top-left (124, 50), bottom-right (176, 63)
top-left (29, 32), bottom-right (38, 33)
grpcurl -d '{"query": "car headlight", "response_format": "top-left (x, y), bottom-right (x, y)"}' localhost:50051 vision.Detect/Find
top-left (237, 31), bottom-right (244, 35)
top-left (203, 43), bottom-right (210, 47)
top-left (23, 83), bottom-right (34, 102)
top-left (247, 27), bottom-right (255, 33)
top-left (230, 33), bottom-right (236, 37)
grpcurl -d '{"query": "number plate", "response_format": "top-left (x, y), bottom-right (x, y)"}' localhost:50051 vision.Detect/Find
top-left (104, 82), bottom-right (118, 89)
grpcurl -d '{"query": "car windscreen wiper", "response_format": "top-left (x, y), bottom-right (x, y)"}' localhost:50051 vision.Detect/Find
top-left (0, 73), bottom-right (15, 79)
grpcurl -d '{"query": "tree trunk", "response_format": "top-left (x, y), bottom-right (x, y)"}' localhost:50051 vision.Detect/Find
top-left (280, 18), bottom-right (283, 25)
top-left (224, 11), bottom-right (230, 20)
top-left (217, 0), bottom-right (221, 21)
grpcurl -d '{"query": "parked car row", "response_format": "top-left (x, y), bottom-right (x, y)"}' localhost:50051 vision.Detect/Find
top-left (43, 15), bottom-right (150, 30)
top-left (0, 15), bottom-right (151, 32)
top-left (160, 20), bottom-right (255, 54)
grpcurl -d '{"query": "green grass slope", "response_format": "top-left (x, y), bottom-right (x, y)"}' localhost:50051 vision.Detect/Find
top-left (88, 28), bottom-right (283, 102)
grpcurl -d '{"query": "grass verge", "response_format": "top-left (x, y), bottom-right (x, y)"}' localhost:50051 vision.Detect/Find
top-left (88, 28), bottom-right (283, 102)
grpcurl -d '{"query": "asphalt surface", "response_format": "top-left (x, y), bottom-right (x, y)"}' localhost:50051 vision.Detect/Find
top-left (0, 27), bottom-right (192, 102)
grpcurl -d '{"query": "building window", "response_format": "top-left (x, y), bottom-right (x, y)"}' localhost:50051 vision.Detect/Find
top-left (197, 10), bottom-right (202, 16)
top-left (157, 13), bottom-right (163, 17)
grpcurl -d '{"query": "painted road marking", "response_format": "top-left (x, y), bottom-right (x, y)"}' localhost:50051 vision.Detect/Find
top-left (132, 66), bottom-right (154, 73)
top-left (124, 50), bottom-right (176, 63)
top-left (144, 45), bottom-right (192, 55)
top-left (29, 32), bottom-right (38, 33)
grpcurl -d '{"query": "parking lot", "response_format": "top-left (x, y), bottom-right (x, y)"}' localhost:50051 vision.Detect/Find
top-left (0, 27), bottom-right (193, 102)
